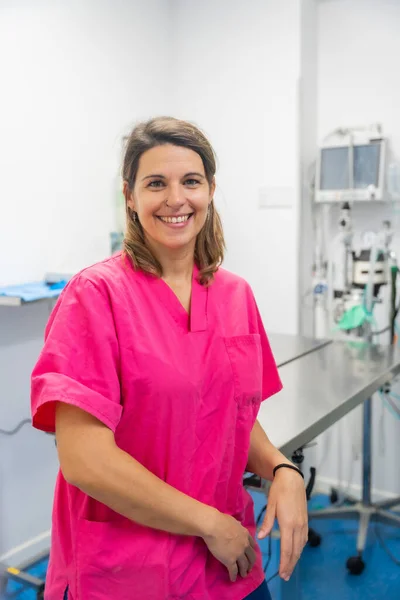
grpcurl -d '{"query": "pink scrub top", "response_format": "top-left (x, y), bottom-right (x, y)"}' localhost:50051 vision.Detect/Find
top-left (31, 252), bottom-right (282, 600)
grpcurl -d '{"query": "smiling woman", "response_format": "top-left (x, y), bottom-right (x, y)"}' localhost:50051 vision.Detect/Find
top-left (122, 117), bottom-right (225, 286)
top-left (30, 116), bottom-right (307, 600)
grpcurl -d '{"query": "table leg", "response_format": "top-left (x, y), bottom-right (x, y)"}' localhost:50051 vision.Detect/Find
top-left (362, 397), bottom-right (372, 507)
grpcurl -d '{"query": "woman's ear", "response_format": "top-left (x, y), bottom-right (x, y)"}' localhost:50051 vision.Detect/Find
top-left (209, 177), bottom-right (216, 200)
top-left (123, 181), bottom-right (135, 211)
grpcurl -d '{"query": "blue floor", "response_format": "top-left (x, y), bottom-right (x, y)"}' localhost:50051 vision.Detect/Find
top-left (2, 494), bottom-right (400, 599)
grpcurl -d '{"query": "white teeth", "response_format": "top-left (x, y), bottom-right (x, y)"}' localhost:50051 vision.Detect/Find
top-left (159, 215), bottom-right (191, 224)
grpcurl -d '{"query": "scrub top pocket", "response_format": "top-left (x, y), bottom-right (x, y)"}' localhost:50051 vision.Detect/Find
top-left (224, 334), bottom-right (263, 407)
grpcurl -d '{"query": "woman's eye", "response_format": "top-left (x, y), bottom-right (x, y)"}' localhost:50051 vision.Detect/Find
top-left (148, 180), bottom-right (164, 188)
top-left (148, 179), bottom-right (200, 188)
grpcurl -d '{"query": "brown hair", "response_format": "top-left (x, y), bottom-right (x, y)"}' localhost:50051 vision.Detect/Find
top-left (122, 116), bottom-right (225, 286)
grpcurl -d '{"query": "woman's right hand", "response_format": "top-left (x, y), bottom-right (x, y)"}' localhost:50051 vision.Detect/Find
top-left (202, 512), bottom-right (257, 582)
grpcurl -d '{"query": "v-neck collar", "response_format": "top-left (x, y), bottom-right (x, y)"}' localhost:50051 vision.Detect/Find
top-left (136, 262), bottom-right (208, 333)
top-left (188, 264), bottom-right (208, 333)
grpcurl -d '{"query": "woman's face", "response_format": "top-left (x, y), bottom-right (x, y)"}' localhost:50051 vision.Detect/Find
top-left (127, 144), bottom-right (215, 254)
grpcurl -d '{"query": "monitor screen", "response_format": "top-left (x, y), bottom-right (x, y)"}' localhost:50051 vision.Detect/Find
top-left (353, 143), bottom-right (380, 188)
top-left (320, 146), bottom-right (350, 190)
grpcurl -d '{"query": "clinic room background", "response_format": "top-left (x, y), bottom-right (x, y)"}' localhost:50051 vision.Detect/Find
top-left (1, 1), bottom-right (400, 599)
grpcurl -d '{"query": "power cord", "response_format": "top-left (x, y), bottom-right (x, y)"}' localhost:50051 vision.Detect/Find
top-left (263, 534), bottom-right (273, 574)
top-left (379, 390), bottom-right (400, 420)
top-left (256, 505), bottom-right (266, 527)
top-left (255, 505), bottom-right (279, 582)
top-left (266, 570), bottom-right (279, 584)
top-left (375, 523), bottom-right (400, 567)
top-left (0, 419), bottom-right (31, 436)
top-left (386, 395), bottom-right (400, 419)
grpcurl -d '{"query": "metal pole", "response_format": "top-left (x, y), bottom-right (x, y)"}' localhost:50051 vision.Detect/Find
top-left (362, 397), bottom-right (372, 506)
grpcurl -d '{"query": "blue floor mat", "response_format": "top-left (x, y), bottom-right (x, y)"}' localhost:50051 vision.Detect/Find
top-left (3, 494), bottom-right (400, 599)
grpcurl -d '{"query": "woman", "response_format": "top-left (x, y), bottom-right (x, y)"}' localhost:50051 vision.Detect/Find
top-left (31, 117), bottom-right (308, 600)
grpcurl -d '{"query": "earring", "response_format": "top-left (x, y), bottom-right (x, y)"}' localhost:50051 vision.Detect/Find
top-left (132, 210), bottom-right (137, 222)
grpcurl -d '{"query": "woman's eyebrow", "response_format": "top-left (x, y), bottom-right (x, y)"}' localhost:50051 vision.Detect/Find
top-left (183, 172), bottom-right (205, 179)
top-left (142, 172), bottom-right (205, 181)
top-left (141, 173), bottom-right (166, 181)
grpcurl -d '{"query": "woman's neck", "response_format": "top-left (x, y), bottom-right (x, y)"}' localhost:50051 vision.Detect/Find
top-left (147, 238), bottom-right (195, 284)
top-left (162, 255), bottom-right (194, 284)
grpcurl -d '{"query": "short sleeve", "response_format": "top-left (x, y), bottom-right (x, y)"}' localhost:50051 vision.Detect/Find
top-left (31, 275), bottom-right (122, 433)
top-left (248, 288), bottom-right (283, 401)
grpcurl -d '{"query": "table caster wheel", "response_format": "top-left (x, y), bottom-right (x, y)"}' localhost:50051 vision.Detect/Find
top-left (346, 555), bottom-right (365, 575)
top-left (308, 527), bottom-right (322, 547)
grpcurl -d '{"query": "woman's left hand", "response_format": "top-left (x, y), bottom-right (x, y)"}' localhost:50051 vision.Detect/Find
top-left (257, 468), bottom-right (308, 582)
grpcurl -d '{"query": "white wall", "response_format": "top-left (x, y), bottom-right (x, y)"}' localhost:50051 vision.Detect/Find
top-left (170, 0), bottom-right (303, 335)
top-left (0, 0), bottom-right (172, 285)
top-left (0, 0), bottom-right (171, 559)
top-left (314, 0), bottom-right (400, 498)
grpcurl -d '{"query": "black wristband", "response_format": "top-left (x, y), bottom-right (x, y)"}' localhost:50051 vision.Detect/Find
top-left (273, 463), bottom-right (304, 479)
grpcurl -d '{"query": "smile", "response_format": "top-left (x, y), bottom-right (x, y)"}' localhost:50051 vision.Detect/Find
top-left (156, 213), bottom-right (194, 227)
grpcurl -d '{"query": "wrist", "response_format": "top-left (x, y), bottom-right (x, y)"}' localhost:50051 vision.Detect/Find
top-left (273, 462), bottom-right (304, 480)
top-left (195, 505), bottom-right (220, 540)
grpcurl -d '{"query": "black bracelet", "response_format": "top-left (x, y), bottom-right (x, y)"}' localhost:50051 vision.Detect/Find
top-left (273, 463), bottom-right (304, 479)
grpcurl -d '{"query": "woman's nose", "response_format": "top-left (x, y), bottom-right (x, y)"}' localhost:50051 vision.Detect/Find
top-left (166, 184), bottom-right (185, 208)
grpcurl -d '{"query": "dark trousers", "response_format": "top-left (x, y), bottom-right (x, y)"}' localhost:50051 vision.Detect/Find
top-left (245, 580), bottom-right (272, 600)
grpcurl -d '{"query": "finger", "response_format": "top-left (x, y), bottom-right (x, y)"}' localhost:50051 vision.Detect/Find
top-left (245, 546), bottom-right (257, 573)
top-left (279, 529), bottom-right (293, 581)
top-left (228, 562), bottom-right (238, 583)
top-left (258, 502), bottom-right (276, 540)
top-left (237, 555), bottom-right (250, 579)
top-left (287, 528), bottom-right (304, 575)
top-left (248, 534), bottom-right (257, 550)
